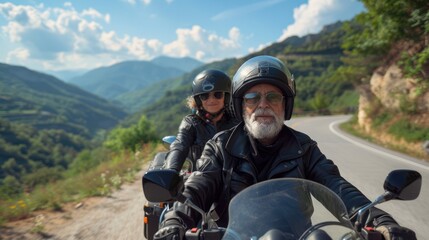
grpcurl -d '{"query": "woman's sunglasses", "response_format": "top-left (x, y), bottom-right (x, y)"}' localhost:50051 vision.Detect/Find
top-left (199, 92), bottom-right (225, 101)
top-left (243, 92), bottom-right (284, 106)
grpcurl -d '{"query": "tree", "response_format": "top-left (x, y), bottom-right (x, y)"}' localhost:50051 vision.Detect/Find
top-left (1, 158), bottom-right (23, 179)
top-left (344, 0), bottom-right (429, 55)
top-left (309, 92), bottom-right (330, 115)
top-left (134, 115), bottom-right (158, 145)
top-left (104, 115), bottom-right (158, 152)
top-left (0, 175), bottom-right (22, 197)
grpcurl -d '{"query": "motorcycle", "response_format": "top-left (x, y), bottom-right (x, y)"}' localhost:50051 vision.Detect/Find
top-left (144, 136), bottom-right (194, 240)
top-left (142, 169), bottom-right (421, 240)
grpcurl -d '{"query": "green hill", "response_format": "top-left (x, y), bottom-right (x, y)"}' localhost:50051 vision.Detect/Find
top-left (69, 57), bottom-right (203, 105)
top-left (69, 60), bottom-right (184, 100)
top-left (0, 63), bottom-right (127, 137)
top-left (0, 119), bottom-right (88, 188)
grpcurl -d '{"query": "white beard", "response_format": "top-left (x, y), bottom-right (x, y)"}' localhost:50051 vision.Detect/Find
top-left (244, 108), bottom-right (285, 140)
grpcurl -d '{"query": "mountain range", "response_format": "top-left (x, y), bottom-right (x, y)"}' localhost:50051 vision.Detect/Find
top-left (68, 56), bottom-right (203, 111)
top-left (0, 21), bottom-right (356, 139)
top-left (0, 63), bottom-right (127, 137)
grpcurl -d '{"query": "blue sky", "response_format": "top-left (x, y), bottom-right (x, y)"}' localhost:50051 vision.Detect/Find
top-left (0, 0), bottom-right (364, 73)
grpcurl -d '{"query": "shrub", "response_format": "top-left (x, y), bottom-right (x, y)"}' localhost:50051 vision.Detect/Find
top-left (388, 119), bottom-right (429, 142)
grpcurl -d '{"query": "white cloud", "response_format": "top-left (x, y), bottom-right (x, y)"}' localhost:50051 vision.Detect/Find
top-left (6, 47), bottom-right (30, 61)
top-left (278, 0), bottom-right (363, 41)
top-left (105, 14), bottom-right (110, 23)
top-left (229, 27), bottom-right (240, 42)
top-left (124, 0), bottom-right (172, 6)
top-left (126, 37), bottom-right (163, 59)
top-left (147, 39), bottom-right (163, 52)
top-left (142, 0), bottom-right (151, 5)
top-left (162, 25), bottom-right (241, 62)
top-left (248, 43), bottom-right (270, 54)
top-left (0, 3), bottom-right (127, 69)
top-left (81, 8), bottom-right (103, 18)
top-left (0, 2), bottom-right (243, 71)
top-left (100, 31), bottom-right (123, 51)
top-left (0, 2), bottom-right (107, 57)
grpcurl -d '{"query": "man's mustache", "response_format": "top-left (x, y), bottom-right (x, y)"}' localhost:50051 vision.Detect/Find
top-left (252, 109), bottom-right (276, 118)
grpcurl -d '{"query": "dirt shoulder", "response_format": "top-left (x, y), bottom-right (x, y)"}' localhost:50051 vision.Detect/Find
top-left (0, 168), bottom-right (147, 240)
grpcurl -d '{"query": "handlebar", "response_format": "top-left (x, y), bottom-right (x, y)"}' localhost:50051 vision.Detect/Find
top-left (185, 227), bottom-right (226, 240)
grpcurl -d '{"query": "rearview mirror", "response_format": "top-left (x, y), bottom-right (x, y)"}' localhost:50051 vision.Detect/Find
top-left (142, 169), bottom-right (183, 202)
top-left (356, 169), bottom-right (422, 231)
top-left (383, 169), bottom-right (422, 200)
top-left (162, 136), bottom-right (176, 150)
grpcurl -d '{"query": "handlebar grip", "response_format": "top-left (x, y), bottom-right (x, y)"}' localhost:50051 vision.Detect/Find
top-left (185, 228), bottom-right (225, 240)
top-left (185, 228), bottom-right (201, 240)
top-left (201, 229), bottom-right (225, 240)
top-left (362, 227), bottom-right (383, 240)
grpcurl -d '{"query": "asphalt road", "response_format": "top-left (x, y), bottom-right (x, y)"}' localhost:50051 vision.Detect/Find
top-left (288, 115), bottom-right (429, 240)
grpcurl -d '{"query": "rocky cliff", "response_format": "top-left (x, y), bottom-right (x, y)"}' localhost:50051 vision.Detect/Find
top-left (357, 61), bottom-right (429, 159)
top-left (358, 64), bottom-right (429, 126)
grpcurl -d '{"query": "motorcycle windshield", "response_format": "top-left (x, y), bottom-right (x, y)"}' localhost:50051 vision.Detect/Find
top-left (222, 178), bottom-right (355, 240)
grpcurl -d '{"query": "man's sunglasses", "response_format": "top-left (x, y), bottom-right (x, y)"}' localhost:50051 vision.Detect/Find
top-left (243, 92), bottom-right (284, 106)
top-left (199, 92), bottom-right (225, 101)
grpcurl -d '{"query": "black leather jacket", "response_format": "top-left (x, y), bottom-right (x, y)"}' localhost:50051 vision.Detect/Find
top-left (166, 122), bottom-right (384, 228)
top-left (164, 113), bottom-right (238, 172)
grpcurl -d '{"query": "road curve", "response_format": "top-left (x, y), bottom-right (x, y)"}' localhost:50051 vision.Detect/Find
top-left (287, 115), bottom-right (429, 240)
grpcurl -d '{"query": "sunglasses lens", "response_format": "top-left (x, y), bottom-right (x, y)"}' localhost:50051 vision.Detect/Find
top-left (243, 92), bottom-right (283, 105)
top-left (199, 93), bottom-right (209, 101)
top-left (213, 92), bottom-right (224, 99)
top-left (243, 92), bottom-right (261, 105)
top-left (200, 92), bottom-right (224, 101)
top-left (266, 92), bottom-right (283, 104)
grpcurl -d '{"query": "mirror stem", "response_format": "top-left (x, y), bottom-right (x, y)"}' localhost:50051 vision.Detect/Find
top-left (356, 191), bottom-right (395, 231)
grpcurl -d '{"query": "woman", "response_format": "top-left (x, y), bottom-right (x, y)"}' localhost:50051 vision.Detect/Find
top-left (163, 69), bottom-right (238, 172)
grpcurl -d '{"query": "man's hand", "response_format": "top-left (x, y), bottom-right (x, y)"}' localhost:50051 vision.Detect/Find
top-left (375, 225), bottom-right (416, 240)
top-left (154, 219), bottom-right (186, 240)
top-left (364, 208), bottom-right (417, 240)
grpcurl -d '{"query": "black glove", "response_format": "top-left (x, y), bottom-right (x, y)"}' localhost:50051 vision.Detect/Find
top-left (363, 208), bottom-right (417, 240)
top-left (375, 225), bottom-right (416, 240)
top-left (154, 219), bottom-right (186, 240)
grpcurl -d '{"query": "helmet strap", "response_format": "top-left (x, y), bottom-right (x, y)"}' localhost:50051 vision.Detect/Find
top-left (197, 108), bottom-right (225, 123)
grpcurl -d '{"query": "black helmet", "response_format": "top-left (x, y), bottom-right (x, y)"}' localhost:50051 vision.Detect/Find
top-left (232, 55), bottom-right (295, 121)
top-left (192, 69), bottom-right (231, 108)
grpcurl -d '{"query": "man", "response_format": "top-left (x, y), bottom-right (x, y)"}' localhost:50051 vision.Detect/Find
top-left (154, 55), bottom-right (416, 240)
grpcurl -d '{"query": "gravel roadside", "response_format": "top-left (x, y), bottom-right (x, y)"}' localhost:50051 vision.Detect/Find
top-left (1, 168), bottom-right (147, 240)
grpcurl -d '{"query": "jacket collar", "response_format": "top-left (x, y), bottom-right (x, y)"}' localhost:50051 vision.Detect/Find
top-left (224, 122), bottom-right (252, 160)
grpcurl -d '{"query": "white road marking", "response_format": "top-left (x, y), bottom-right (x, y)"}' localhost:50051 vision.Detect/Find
top-left (329, 119), bottom-right (429, 171)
